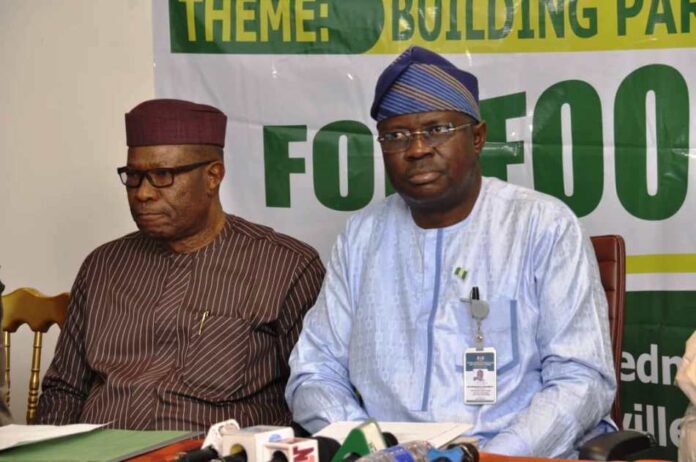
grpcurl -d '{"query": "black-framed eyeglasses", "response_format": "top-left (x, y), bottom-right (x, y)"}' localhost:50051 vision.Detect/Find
top-left (377, 122), bottom-right (475, 153)
top-left (117, 160), bottom-right (216, 189)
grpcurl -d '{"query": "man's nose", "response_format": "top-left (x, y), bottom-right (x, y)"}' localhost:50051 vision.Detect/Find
top-left (133, 177), bottom-right (159, 201)
top-left (404, 133), bottom-right (432, 159)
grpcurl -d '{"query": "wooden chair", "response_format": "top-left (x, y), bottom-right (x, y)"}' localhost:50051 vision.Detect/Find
top-left (590, 235), bottom-right (626, 429)
top-left (1, 288), bottom-right (68, 423)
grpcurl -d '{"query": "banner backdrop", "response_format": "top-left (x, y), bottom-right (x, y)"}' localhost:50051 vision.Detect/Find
top-left (153, 0), bottom-right (695, 457)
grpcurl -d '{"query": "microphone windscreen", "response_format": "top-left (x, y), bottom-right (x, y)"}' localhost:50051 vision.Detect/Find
top-left (444, 443), bottom-right (479, 462)
top-left (382, 433), bottom-right (398, 448)
top-left (330, 420), bottom-right (386, 462)
top-left (315, 436), bottom-right (341, 462)
top-left (271, 450), bottom-right (289, 462)
top-left (291, 422), bottom-right (312, 438)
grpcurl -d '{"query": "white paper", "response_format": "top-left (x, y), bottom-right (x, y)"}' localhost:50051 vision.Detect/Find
top-left (314, 421), bottom-right (475, 448)
top-left (0, 423), bottom-right (106, 452)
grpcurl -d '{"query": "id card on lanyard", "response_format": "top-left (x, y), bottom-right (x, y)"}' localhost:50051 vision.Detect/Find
top-left (462, 287), bottom-right (497, 404)
top-left (464, 347), bottom-right (497, 404)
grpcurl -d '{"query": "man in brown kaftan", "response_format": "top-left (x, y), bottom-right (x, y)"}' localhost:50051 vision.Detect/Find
top-left (34, 99), bottom-right (325, 431)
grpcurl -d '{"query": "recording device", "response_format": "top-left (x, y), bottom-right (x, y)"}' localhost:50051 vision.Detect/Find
top-left (219, 425), bottom-right (295, 461)
top-left (263, 437), bottom-right (318, 462)
top-left (260, 435), bottom-right (340, 462)
top-left (334, 431), bottom-right (398, 462)
top-left (177, 446), bottom-right (220, 462)
top-left (330, 420), bottom-right (389, 462)
top-left (314, 436), bottom-right (342, 462)
top-left (450, 443), bottom-right (478, 462)
top-left (381, 433), bottom-right (398, 448)
top-left (203, 419), bottom-right (242, 450)
top-left (350, 438), bottom-right (477, 462)
top-left (177, 419), bottom-right (241, 462)
top-left (177, 426), bottom-right (341, 462)
top-left (354, 441), bottom-right (430, 462)
top-left (428, 443), bottom-right (479, 462)
top-left (177, 419), bottom-right (393, 462)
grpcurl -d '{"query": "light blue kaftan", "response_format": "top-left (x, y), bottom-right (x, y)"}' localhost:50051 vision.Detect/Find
top-left (286, 177), bottom-right (616, 458)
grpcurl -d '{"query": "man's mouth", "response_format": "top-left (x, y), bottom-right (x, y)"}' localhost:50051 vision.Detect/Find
top-left (134, 211), bottom-right (165, 222)
top-left (407, 171), bottom-right (440, 185)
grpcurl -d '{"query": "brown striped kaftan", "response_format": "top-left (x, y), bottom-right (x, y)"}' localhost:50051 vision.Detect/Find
top-left (34, 214), bottom-right (324, 431)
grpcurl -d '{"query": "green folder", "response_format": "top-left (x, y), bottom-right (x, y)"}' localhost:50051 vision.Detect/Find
top-left (0, 428), bottom-right (198, 462)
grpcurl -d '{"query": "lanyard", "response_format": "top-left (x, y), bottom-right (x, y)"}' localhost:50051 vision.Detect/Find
top-left (463, 286), bottom-right (490, 350)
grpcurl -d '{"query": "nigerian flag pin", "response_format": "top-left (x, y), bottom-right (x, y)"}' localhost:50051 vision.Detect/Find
top-left (454, 267), bottom-right (468, 280)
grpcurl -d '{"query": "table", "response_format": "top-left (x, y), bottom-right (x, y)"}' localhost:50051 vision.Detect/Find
top-left (129, 442), bottom-right (575, 462)
top-left (128, 440), bottom-right (667, 462)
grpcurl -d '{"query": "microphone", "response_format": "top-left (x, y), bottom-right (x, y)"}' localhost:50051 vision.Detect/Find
top-left (264, 436), bottom-right (341, 462)
top-left (203, 419), bottom-right (242, 451)
top-left (330, 420), bottom-right (389, 462)
top-left (382, 433), bottom-right (398, 448)
top-left (428, 443), bottom-right (479, 462)
top-left (176, 446), bottom-right (219, 462)
top-left (177, 419), bottom-right (241, 462)
top-left (315, 436), bottom-right (342, 462)
top-left (291, 421), bottom-right (312, 438)
top-left (341, 433), bottom-right (399, 462)
top-left (354, 441), bottom-right (430, 462)
top-left (209, 436), bottom-right (337, 462)
top-left (218, 425), bottom-right (295, 461)
top-left (263, 437), bottom-right (318, 462)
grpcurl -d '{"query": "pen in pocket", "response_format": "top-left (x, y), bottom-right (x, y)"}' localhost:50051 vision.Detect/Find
top-left (198, 309), bottom-right (209, 335)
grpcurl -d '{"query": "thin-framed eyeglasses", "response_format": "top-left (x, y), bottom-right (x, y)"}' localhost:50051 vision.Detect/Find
top-left (117, 160), bottom-right (216, 189)
top-left (377, 122), bottom-right (475, 153)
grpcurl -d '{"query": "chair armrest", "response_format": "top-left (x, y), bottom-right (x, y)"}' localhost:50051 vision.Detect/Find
top-left (578, 430), bottom-right (656, 460)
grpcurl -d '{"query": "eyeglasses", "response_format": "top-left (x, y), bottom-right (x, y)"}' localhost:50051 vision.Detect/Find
top-left (377, 122), bottom-right (475, 153)
top-left (117, 160), bottom-right (216, 188)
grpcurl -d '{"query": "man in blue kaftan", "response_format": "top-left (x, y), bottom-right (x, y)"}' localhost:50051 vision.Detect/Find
top-left (285, 46), bottom-right (616, 458)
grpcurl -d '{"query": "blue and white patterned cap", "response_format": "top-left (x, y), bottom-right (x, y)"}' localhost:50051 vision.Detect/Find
top-left (371, 46), bottom-right (481, 122)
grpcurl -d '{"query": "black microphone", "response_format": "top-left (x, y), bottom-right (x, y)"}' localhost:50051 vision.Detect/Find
top-left (382, 433), bottom-right (398, 448)
top-left (176, 445), bottom-right (219, 462)
top-left (316, 436), bottom-right (342, 462)
top-left (340, 432), bottom-right (399, 462)
top-left (291, 421), bottom-right (312, 438)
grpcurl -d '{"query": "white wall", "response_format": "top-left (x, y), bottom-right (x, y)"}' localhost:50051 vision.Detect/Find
top-left (0, 0), bottom-right (154, 421)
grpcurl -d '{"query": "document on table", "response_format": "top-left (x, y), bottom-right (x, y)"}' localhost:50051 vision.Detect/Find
top-left (0, 423), bottom-right (106, 451)
top-left (0, 428), bottom-right (200, 462)
top-left (314, 421), bottom-right (475, 448)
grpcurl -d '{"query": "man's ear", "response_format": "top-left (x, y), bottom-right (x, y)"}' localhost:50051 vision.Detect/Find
top-left (473, 121), bottom-right (487, 156)
top-left (207, 161), bottom-right (225, 193)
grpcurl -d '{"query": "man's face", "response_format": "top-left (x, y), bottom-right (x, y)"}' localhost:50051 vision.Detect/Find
top-left (378, 110), bottom-right (486, 216)
top-left (125, 144), bottom-right (222, 242)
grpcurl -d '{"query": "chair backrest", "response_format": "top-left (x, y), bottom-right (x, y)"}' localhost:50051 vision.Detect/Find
top-left (1, 288), bottom-right (68, 423)
top-left (590, 235), bottom-right (626, 429)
